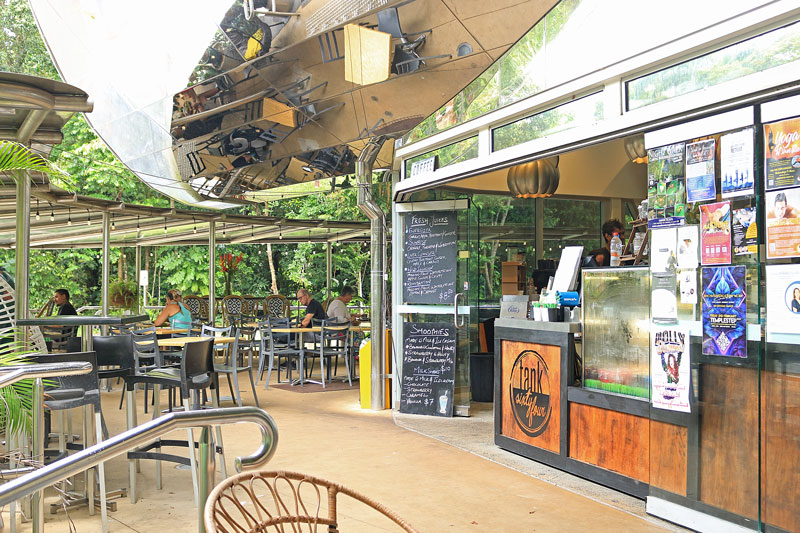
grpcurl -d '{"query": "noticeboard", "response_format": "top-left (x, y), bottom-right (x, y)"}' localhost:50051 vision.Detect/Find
top-left (403, 211), bottom-right (457, 304)
top-left (399, 322), bottom-right (457, 417)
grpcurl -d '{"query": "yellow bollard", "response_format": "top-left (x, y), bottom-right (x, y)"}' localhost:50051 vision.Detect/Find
top-left (359, 330), bottom-right (392, 409)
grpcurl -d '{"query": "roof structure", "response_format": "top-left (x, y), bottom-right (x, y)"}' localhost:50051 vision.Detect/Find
top-left (0, 185), bottom-right (370, 249)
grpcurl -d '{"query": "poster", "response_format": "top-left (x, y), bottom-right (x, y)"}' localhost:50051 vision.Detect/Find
top-left (765, 118), bottom-right (800, 190)
top-left (701, 266), bottom-right (747, 357)
top-left (765, 264), bottom-right (800, 334)
top-left (651, 325), bottom-right (691, 413)
top-left (677, 225), bottom-right (699, 269)
top-left (732, 207), bottom-right (757, 255)
top-left (686, 139), bottom-right (717, 203)
top-left (700, 201), bottom-right (732, 265)
top-left (679, 269), bottom-right (697, 305)
top-left (766, 188), bottom-right (800, 259)
top-left (652, 273), bottom-right (678, 321)
top-left (650, 227), bottom-right (677, 273)
top-left (647, 143), bottom-right (686, 229)
top-left (721, 128), bottom-right (754, 198)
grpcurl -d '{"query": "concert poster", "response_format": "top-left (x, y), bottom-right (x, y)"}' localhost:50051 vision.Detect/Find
top-left (701, 266), bottom-right (747, 357)
top-left (700, 201), bottom-right (732, 265)
top-left (651, 324), bottom-right (691, 412)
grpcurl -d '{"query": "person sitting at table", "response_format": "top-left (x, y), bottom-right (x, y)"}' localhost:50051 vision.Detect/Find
top-left (296, 288), bottom-right (326, 345)
top-left (54, 288), bottom-right (77, 316)
top-left (326, 286), bottom-right (360, 325)
top-left (153, 289), bottom-right (193, 330)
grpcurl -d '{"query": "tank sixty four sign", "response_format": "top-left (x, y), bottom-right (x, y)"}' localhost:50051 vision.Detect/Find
top-left (509, 349), bottom-right (553, 437)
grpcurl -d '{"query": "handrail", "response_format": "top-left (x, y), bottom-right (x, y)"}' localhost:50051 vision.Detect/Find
top-left (0, 406), bottom-right (278, 508)
top-left (0, 361), bottom-right (92, 388)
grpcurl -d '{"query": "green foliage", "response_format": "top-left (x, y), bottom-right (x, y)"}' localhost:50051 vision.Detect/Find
top-left (0, 0), bottom-right (60, 78)
top-left (109, 279), bottom-right (137, 310)
top-left (0, 337), bottom-right (37, 437)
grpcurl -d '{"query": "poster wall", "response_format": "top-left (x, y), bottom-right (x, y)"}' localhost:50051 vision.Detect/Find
top-left (701, 266), bottom-right (747, 357)
top-left (766, 187), bottom-right (800, 259)
top-left (651, 325), bottom-right (691, 413)
top-left (700, 201), bottom-right (732, 265)
top-left (721, 128), bottom-right (754, 198)
top-left (647, 143), bottom-right (686, 229)
top-left (765, 264), bottom-right (800, 334)
top-left (765, 117), bottom-right (800, 190)
top-left (686, 139), bottom-right (716, 203)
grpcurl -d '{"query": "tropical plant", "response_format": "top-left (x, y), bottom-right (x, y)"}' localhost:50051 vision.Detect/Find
top-left (0, 336), bottom-right (37, 437)
top-left (109, 278), bottom-right (138, 311)
top-left (220, 252), bottom-right (243, 296)
top-left (0, 139), bottom-right (64, 180)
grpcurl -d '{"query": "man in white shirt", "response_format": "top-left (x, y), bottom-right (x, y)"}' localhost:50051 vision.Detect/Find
top-left (326, 286), bottom-right (359, 324)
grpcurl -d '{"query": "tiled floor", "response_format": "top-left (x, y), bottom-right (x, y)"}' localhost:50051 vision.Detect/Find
top-left (3, 374), bottom-right (676, 532)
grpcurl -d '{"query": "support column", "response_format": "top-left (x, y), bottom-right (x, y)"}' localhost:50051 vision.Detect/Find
top-left (102, 213), bottom-right (110, 317)
top-left (135, 246), bottom-right (141, 314)
top-left (208, 221), bottom-right (216, 324)
top-left (326, 241), bottom-right (332, 299)
top-left (14, 176), bottom-right (30, 345)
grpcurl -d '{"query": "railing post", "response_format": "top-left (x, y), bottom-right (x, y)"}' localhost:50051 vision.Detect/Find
top-left (31, 377), bottom-right (45, 533)
top-left (197, 426), bottom-right (215, 533)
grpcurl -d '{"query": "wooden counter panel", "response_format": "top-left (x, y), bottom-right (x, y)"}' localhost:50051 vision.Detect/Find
top-left (649, 421), bottom-right (687, 496)
top-left (500, 340), bottom-right (561, 453)
top-left (699, 365), bottom-right (757, 519)
top-left (568, 403), bottom-right (649, 482)
top-left (762, 370), bottom-right (800, 532)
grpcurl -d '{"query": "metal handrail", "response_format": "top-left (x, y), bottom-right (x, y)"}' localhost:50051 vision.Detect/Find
top-left (0, 406), bottom-right (278, 531)
top-left (0, 361), bottom-right (92, 388)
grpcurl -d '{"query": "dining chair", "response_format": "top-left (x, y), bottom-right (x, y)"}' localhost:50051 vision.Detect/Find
top-left (257, 317), bottom-right (300, 387)
top-left (212, 326), bottom-right (260, 407)
top-left (126, 338), bottom-right (226, 507)
top-left (307, 319), bottom-right (352, 388)
top-left (264, 294), bottom-right (289, 318)
top-left (93, 334), bottom-right (134, 435)
top-left (221, 295), bottom-right (244, 326)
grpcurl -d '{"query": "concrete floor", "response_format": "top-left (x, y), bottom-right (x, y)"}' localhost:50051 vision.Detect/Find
top-left (3, 375), bottom-right (680, 532)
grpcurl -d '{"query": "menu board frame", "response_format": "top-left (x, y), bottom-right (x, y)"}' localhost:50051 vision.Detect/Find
top-left (399, 322), bottom-right (457, 417)
top-left (402, 211), bottom-right (458, 305)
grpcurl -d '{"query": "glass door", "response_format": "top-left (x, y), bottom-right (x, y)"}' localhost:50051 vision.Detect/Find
top-left (395, 198), bottom-right (479, 416)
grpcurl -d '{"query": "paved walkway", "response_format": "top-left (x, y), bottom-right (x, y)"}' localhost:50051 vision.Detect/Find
top-left (5, 381), bottom-right (676, 532)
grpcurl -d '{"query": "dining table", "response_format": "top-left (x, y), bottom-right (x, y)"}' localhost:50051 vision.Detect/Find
top-left (153, 327), bottom-right (191, 336)
top-left (154, 335), bottom-right (235, 348)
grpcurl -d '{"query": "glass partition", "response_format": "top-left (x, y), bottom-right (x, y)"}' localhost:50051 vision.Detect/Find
top-left (582, 266), bottom-right (651, 399)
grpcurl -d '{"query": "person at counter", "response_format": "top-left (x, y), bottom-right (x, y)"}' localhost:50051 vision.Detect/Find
top-left (585, 219), bottom-right (625, 267)
top-left (54, 289), bottom-right (77, 316)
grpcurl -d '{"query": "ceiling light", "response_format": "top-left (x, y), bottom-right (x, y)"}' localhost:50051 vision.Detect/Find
top-left (67, 208), bottom-right (72, 226)
top-left (86, 209), bottom-right (91, 226)
top-left (164, 217), bottom-right (168, 234)
top-left (111, 213), bottom-right (116, 230)
top-left (49, 203), bottom-right (54, 222)
top-left (193, 217), bottom-right (197, 234)
top-left (35, 199), bottom-right (40, 221)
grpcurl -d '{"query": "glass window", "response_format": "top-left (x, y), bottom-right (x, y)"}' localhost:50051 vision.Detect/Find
top-left (542, 198), bottom-right (601, 260)
top-left (403, 136), bottom-right (478, 178)
top-left (492, 92), bottom-right (604, 152)
top-left (627, 21), bottom-right (800, 110)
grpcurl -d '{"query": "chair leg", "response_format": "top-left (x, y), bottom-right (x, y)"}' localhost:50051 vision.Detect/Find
top-left (210, 387), bottom-right (228, 480)
top-left (231, 369), bottom-right (242, 407)
top-left (264, 350), bottom-right (274, 388)
top-left (83, 404), bottom-right (95, 517)
top-left (126, 388), bottom-right (137, 504)
top-left (320, 351), bottom-right (326, 389)
top-left (183, 398), bottom-right (200, 508)
top-left (153, 385), bottom-right (162, 491)
top-left (225, 373), bottom-right (235, 404)
top-left (94, 410), bottom-right (109, 533)
top-left (344, 350), bottom-right (352, 387)
top-left (248, 368), bottom-right (259, 407)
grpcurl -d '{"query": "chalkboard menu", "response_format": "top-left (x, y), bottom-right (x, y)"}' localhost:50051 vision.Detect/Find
top-left (403, 211), bottom-right (458, 304)
top-left (399, 322), bottom-right (457, 417)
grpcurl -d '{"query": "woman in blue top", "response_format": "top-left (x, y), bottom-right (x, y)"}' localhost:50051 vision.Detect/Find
top-left (154, 289), bottom-right (193, 330)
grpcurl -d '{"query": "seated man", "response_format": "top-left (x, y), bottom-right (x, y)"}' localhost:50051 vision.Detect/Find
top-left (54, 288), bottom-right (77, 316)
top-left (326, 286), bottom-right (360, 325)
top-left (297, 288), bottom-right (326, 327)
top-left (46, 288), bottom-right (78, 351)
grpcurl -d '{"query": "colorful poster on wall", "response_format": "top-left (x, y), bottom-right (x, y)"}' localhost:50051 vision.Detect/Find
top-left (647, 143), bottom-right (686, 229)
top-left (721, 128), bottom-right (755, 198)
top-left (766, 187), bottom-right (800, 259)
top-left (686, 139), bottom-right (716, 203)
top-left (677, 225), bottom-right (699, 269)
top-left (732, 207), bottom-right (757, 255)
top-left (765, 118), bottom-right (800, 190)
top-left (651, 325), bottom-right (691, 413)
top-left (701, 266), bottom-right (747, 357)
top-left (765, 264), bottom-right (800, 334)
top-left (700, 201), bottom-right (732, 265)
top-left (679, 269), bottom-right (697, 305)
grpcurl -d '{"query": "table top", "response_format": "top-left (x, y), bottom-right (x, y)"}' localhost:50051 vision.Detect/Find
top-left (155, 336), bottom-right (235, 348)
top-left (18, 314), bottom-right (150, 327)
top-left (269, 326), bottom-right (370, 333)
top-left (154, 327), bottom-right (191, 335)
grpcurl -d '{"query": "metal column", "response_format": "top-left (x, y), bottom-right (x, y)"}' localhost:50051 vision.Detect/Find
top-left (356, 137), bottom-right (386, 410)
top-left (102, 213), bottom-right (110, 315)
top-left (134, 246), bottom-right (141, 314)
top-left (208, 221), bottom-right (216, 324)
top-left (326, 241), bottom-right (332, 299)
top-left (14, 176), bottom-right (30, 345)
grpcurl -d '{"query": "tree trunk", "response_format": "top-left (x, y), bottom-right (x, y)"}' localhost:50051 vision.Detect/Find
top-left (482, 198), bottom-right (512, 298)
top-left (117, 250), bottom-right (124, 280)
top-left (266, 243), bottom-right (278, 295)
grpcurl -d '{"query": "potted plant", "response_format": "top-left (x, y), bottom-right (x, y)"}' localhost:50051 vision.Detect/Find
top-left (220, 253), bottom-right (243, 296)
top-left (109, 279), bottom-right (138, 312)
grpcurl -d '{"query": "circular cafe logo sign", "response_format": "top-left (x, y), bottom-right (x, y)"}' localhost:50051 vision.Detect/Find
top-left (509, 350), bottom-right (551, 437)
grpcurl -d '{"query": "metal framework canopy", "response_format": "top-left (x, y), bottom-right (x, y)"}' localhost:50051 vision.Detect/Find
top-left (0, 185), bottom-right (370, 249)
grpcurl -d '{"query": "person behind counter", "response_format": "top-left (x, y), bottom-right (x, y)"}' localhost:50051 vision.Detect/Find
top-left (585, 219), bottom-right (625, 267)
top-left (153, 289), bottom-right (193, 329)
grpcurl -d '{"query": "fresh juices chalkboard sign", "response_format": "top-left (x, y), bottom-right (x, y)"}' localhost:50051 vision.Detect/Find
top-left (399, 322), bottom-right (457, 417)
top-left (403, 211), bottom-right (457, 304)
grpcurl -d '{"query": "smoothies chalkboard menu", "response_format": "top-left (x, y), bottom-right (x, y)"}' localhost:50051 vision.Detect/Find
top-left (399, 322), bottom-right (457, 417)
top-left (403, 211), bottom-right (457, 304)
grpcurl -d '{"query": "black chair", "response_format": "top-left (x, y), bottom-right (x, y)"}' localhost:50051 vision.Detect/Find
top-left (126, 338), bottom-right (226, 506)
top-left (28, 352), bottom-right (109, 531)
top-left (377, 6), bottom-right (450, 74)
top-left (93, 334), bottom-right (135, 434)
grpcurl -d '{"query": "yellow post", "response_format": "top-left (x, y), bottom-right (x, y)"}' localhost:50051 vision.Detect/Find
top-left (359, 329), bottom-right (392, 409)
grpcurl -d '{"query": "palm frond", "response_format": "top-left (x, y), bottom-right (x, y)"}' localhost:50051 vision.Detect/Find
top-left (0, 140), bottom-right (65, 181)
top-left (0, 331), bottom-right (46, 437)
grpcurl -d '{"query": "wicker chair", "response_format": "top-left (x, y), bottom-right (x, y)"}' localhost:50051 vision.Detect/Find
top-left (222, 295), bottom-right (244, 325)
top-left (184, 295), bottom-right (207, 320)
top-left (204, 470), bottom-right (418, 533)
top-left (242, 295), bottom-right (261, 316)
top-left (264, 295), bottom-right (289, 318)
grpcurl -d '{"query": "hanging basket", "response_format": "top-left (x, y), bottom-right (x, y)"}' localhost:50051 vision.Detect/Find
top-left (506, 156), bottom-right (560, 198)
